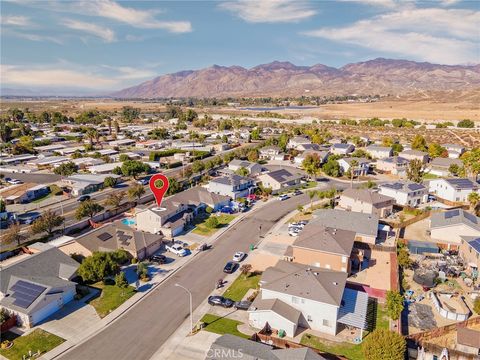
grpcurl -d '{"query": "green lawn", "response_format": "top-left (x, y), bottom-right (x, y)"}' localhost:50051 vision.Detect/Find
top-left (376, 303), bottom-right (389, 330)
top-left (31, 192), bottom-right (53, 203)
top-left (223, 273), bottom-right (261, 301)
top-left (88, 283), bottom-right (136, 318)
top-left (302, 181), bottom-right (318, 189)
top-left (200, 314), bottom-right (250, 339)
top-left (0, 329), bottom-right (65, 360)
top-left (192, 214), bottom-right (236, 236)
top-left (300, 333), bottom-right (364, 360)
top-left (423, 173), bottom-right (439, 179)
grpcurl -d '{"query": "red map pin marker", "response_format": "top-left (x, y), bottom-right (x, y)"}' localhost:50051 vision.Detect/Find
top-left (149, 173), bottom-right (169, 208)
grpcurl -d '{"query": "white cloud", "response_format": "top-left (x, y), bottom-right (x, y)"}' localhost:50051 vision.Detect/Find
top-left (440, 0), bottom-right (461, 6)
top-left (62, 19), bottom-right (115, 42)
top-left (219, 0), bottom-right (316, 23)
top-left (303, 8), bottom-right (479, 64)
top-left (1, 15), bottom-right (32, 26)
top-left (101, 65), bottom-right (157, 80)
top-left (340, 0), bottom-right (397, 8)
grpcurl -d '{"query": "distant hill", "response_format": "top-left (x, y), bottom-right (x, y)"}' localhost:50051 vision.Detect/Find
top-left (112, 58), bottom-right (480, 98)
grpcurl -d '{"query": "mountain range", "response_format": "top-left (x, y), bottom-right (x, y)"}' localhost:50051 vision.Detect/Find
top-left (112, 58), bottom-right (480, 99)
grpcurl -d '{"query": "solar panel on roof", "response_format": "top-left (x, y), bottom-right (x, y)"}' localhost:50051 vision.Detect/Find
top-left (445, 210), bottom-right (460, 219)
top-left (97, 232), bottom-right (113, 241)
top-left (10, 280), bottom-right (46, 309)
top-left (464, 212), bottom-right (478, 224)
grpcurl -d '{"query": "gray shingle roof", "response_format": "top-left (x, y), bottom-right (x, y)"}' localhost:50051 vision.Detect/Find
top-left (210, 174), bottom-right (253, 187)
top-left (250, 297), bottom-right (302, 324)
top-left (380, 181), bottom-right (426, 193)
top-left (312, 209), bottom-right (379, 237)
top-left (261, 261), bottom-right (347, 306)
top-left (430, 209), bottom-right (480, 231)
top-left (293, 225), bottom-right (355, 256)
top-left (341, 188), bottom-right (394, 206)
top-left (265, 169), bottom-right (302, 183)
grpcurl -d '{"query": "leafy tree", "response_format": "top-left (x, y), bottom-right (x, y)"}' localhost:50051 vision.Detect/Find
top-left (391, 143), bottom-right (404, 155)
top-left (461, 148), bottom-right (480, 179)
top-left (191, 160), bottom-right (205, 174)
top-left (112, 166), bottom-right (123, 175)
top-left (240, 264), bottom-right (252, 279)
top-left (122, 106), bottom-right (140, 122)
top-left (235, 167), bottom-right (249, 177)
top-left (121, 160), bottom-right (150, 179)
top-left (205, 217), bottom-right (219, 229)
top-left (75, 200), bottom-right (104, 220)
top-left (302, 153), bottom-right (321, 180)
top-left (85, 128), bottom-right (99, 147)
top-left (397, 247), bottom-right (412, 268)
top-left (1, 223), bottom-right (23, 246)
top-left (322, 158), bottom-right (341, 177)
top-left (428, 143), bottom-right (447, 158)
top-left (468, 192), bottom-right (480, 214)
top-left (0, 122), bottom-right (12, 142)
top-left (0, 199), bottom-right (5, 213)
top-left (386, 291), bottom-right (404, 320)
top-left (250, 129), bottom-right (261, 140)
top-left (166, 177), bottom-right (181, 196)
top-left (103, 176), bottom-right (117, 188)
top-left (411, 135), bottom-right (427, 152)
top-left (307, 190), bottom-right (317, 210)
top-left (115, 272), bottom-right (129, 288)
top-left (137, 262), bottom-right (149, 280)
top-left (448, 164), bottom-right (460, 177)
top-left (30, 210), bottom-right (64, 237)
top-left (362, 329), bottom-right (406, 360)
top-left (406, 159), bottom-right (424, 183)
top-left (457, 119), bottom-right (474, 128)
top-left (119, 154), bottom-right (130, 162)
top-left (127, 183), bottom-right (145, 201)
top-left (105, 191), bottom-right (125, 209)
top-left (474, 297), bottom-right (480, 314)
top-left (148, 128), bottom-right (169, 139)
top-left (247, 149), bottom-right (259, 162)
top-left (54, 161), bottom-right (78, 176)
top-left (77, 251), bottom-right (120, 283)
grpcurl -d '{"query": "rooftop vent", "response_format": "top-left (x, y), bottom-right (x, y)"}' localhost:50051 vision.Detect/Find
top-left (333, 281), bottom-right (338, 286)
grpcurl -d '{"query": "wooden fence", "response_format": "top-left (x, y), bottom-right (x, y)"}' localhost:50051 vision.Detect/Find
top-left (0, 316), bottom-right (17, 333)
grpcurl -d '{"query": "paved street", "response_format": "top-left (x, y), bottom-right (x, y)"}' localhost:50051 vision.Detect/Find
top-left (58, 193), bottom-right (314, 360)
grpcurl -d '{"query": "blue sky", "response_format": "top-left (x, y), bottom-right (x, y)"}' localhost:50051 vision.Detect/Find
top-left (1, 0), bottom-right (479, 94)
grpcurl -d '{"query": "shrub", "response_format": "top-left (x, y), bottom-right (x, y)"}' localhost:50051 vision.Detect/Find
top-left (205, 206), bottom-right (213, 214)
top-left (205, 217), bottom-right (219, 229)
top-left (115, 272), bottom-right (129, 288)
top-left (362, 329), bottom-right (406, 360)
top-left (474, 297), bottom-right (480, 314)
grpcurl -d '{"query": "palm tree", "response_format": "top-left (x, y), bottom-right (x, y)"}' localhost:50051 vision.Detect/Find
top-left (86, 128), bottom-right (98, 147)
top-left (105, 191), bottom-right (125, 209)
top-left (349, 160), bottom-right (358, 189)
top-left (128, 184), bottom-right (145, 201)
top-left (468, 192), bottom-right (480, 215)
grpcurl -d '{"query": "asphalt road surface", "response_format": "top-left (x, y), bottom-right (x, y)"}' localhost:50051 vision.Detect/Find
top-left (59, 193), bottom-right (316, 360)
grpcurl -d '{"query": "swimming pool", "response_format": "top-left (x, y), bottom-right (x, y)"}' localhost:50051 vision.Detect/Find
top-left (121, 218), bottom-right (136, 226)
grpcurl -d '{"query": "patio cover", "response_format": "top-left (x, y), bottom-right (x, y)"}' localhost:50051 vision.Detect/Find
top-left (337, 288), bottom-right (369, 330)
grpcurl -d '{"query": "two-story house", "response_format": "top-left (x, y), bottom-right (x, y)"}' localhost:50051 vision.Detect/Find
top-left (208, 174), bottom-right (255, 199)
top-left (444, 144), bottom-right (465, 159)
top-left (228, 159), bottom-right (263, 176)
top-left (338, 157), bottom-right (371, 176)
top-left (430, 209), bottom-right (480, 249)
top-left (287, 136), bottom-right (311, 150)
top-left (376, 156), bottom-right (409, 175)
top-left (429, 178), bottom-right (478, 203)
top-left (258, 169), bottom-right (302, 194)
top-left (398, 150), bottom-right (429, 163)
top-left (259, 146), bottom-right (282, 160)
top-left (330, 143), bottom-right (355, 156)
top-left (378, 181), bottom-right (428, 207)
top-left (427, 158), bottom-right (463, 177)
top-left (337, 188), bottom-right (394, 217)
top-left (365, 145), bottom-right (393, 159)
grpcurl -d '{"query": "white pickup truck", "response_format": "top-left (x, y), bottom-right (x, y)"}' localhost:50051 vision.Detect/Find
top-left (165, 244), bottom-right (188, 257)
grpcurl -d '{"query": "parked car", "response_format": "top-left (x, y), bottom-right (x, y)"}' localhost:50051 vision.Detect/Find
top-left (4, 177), bottom-right (11, 183)
top-left (7, 179), bottom-right (22, 185)
top-left (293, 190), bottom-right (303, 196)
top-left (77, 195), bottom-right (91, 202)
top-left (150, 254), bottom-right (167, 264)
top-left (232, 251), bottom-right (246, 262)
top-left (22, 213), bottom-right (41, 225)
top-left (233, 300), bottom-right (252, 310)
top-left (278, 194), bottom-right (290, 201)
top-left (137, 178), bottom-right (150, 185)
top-left (220, 206), bottom-right (234, 214)
top-left (166, 244), bottom-right (188, 257)
top-left (288, 229), bottom-right (300, 237)
top-left (208, 296), bottom-right (234, 308)
top-left (223, 261), bottom-right (238, 274)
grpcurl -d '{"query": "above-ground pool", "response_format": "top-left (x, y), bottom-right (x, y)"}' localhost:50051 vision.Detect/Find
top-left (121, 218), bottom-right (136, 226)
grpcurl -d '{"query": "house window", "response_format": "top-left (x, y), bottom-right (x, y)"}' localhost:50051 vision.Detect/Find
top-left (325, 264), bottom-right (331, 269)
top-left (307, 315), bottom-right (312, 322)
top-left (342, 256), bottom-right (347, 264)
top-left (314, 262), bottom-right (320, 267)
top-left (292, 296), bottom-right (299, 304)
top-left (323, 319), bottom-right (330, 327)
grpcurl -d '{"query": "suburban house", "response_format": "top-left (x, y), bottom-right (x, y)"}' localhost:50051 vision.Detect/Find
top-left (430, 209), bottom-right (480, 248)
top-left (296, 143), bottom-right (325, 152)
top-left (259, 146), bottom-right (282, 160)
top-left (290, 224), bottom-right (356, 273)
top-left (313, 209), bottom-right (379, 245)
top-left (459, 236), bottom-right (480, 272)
top-left (72, 157), bottom-right (105, 169)
top-left (337, 157), bottom-right (370, 176)
top-left (62, 174), bottom-right (122, 196)
top-left (258, 169), bottom-right (302, 194)
top-left (398, 150), bottom-right (429, 163)
top-left (87, 162), bottom-right (122, 174)
top-left (0, 183), bottom-right (50, 204)
top-left (337, 188), bottom-right (394, 217)
top-left (428, 178), bottom-right (479, 203)
top-left (378, 181), bottom-right (428, 207)
top-left (228, 159), bottom-right (263, 176)
top-left (59, 221), bottom-right (164, 261)
top-left (206, 334), bottom-right (326, 360)
top-left (330, 143), bottom-right (355, 156)
top-left (248, 261), bottom-right (369, 337)
top-left (365, 145), bottom-right (393, 159)
top-left (0, 245), bottom-right (80, 328)
top-left (287, 136), bottom-right (311, 150)
top-left (427, 158), bottom-right (463, 177)
top-left (136, 186), bottom-right (230, 237)
top-left (27, 156), bottom-right (70, 169)
top-left (375, 156), bottom-right (409, 175)
top-left (294, 151), bottom-right (329, 167)
top-left (208, 174), bottom-right (255, 199)
top-left (108, 139), bottom-right (136, 147)
top-left (444, 144), bottom-right (465, 159)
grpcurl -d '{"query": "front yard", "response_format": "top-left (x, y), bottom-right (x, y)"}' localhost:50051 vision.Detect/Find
top-left (300, 333), bottom-right (364, 360)
top-left (200, 314), bottom-right (250, 339)
top-left (87, 282), bottom-right (136, 318)
top-left (0, 329), bottom-right (65, 360)
top-left (192, 214), bottom-right (236, 236)
top-left (223, 273), bottom-right (261, 301)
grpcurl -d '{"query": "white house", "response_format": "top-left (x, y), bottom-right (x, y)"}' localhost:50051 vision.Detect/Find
top-left (429, 178), bottom-right (479, 203)
top-left (259, 146), bottom-right (282, 160)
top-left (428, 158), bottom-right (463, 177)
top-left (87, 162), bottom-right (122, 174)
top-left (444, 144), bottom-right (465, 159)
top-left (248, 261), bottom-right (368, 337)
top-left (207, 174), bottom-right (255, 199)
top-left (228, 159), bottom-right (263, 176)
top-left (338, 157), bottom-right (370, 176)
top-left (294, 151), bottom-right (329, 167)
top-left (287, 136), bottom-right (311, 150)
top-left (258, 169), bottom-right (302, 193)
top-left (379, 181), bottom-right (428, 207)
top-left (430, 209), bottom-right (480, 248)
top-left (398, 150), bottom-right (429, 163)
top-left (330, 143), bottom-right (355, 156)
top-left (365, 145), bottom-right (393, 159)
